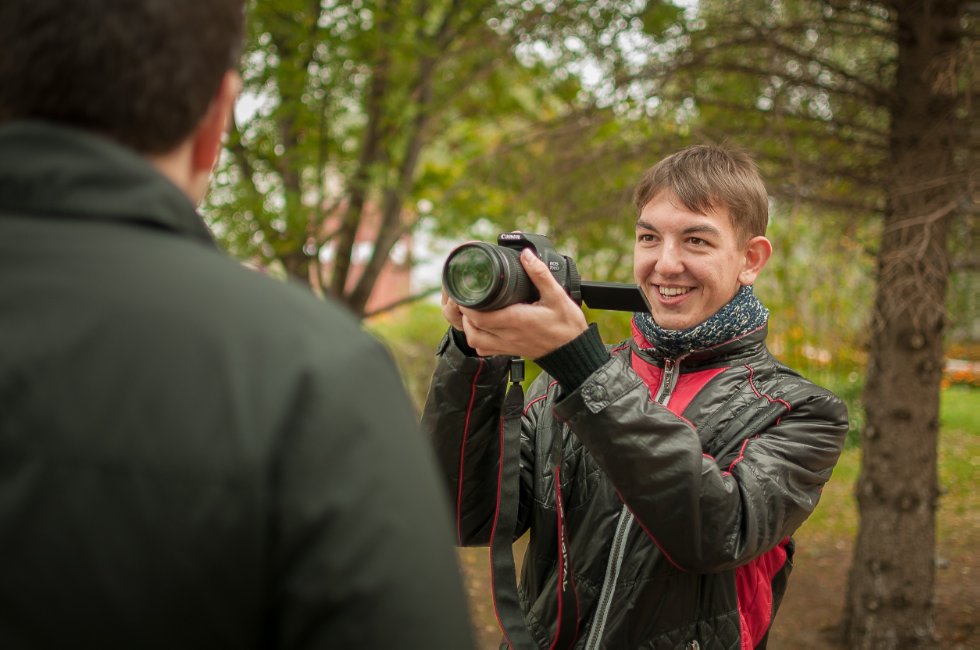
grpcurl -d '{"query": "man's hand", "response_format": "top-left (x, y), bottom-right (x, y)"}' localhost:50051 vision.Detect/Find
top-left (455, 248), bottom-right (588, 359)
top-left (441, 288), bottom-right (466, 332)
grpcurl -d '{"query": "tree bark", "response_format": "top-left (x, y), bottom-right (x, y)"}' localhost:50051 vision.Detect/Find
top-left (327, 8), bottom-right (393, 302)
top-left (843, 1), bottom-right (966, 647)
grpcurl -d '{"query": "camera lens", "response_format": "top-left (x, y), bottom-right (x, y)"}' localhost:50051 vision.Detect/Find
top-left (444, 245), bottom-right (499, 306)
top-left (443, 242), bottom-right (534, 310)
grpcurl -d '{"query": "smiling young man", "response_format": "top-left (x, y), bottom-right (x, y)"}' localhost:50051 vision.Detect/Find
top-left (423, 144), bottom-right (848, 649)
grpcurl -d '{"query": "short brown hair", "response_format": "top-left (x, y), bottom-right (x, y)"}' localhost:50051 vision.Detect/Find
top-left (0, 0), bottom-right (245, 155)
top-left (633, 144), bottom-right (769, 240)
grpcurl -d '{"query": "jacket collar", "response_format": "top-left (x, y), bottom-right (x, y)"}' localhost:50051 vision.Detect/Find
top-left (0, 120), bottom-right (215, 246)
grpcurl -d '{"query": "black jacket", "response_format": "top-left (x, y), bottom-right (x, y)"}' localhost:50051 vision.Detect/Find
top-left (0, 121), bottom-right (474, 649)
top-left (423, 322), bottom-right (848, 649)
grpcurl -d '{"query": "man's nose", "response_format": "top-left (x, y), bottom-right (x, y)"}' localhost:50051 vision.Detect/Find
top-left (655, 242), bottom-right (684, 275)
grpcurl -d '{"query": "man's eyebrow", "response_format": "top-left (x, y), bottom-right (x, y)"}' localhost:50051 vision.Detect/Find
top-left (634, 219), bottom-right (723, 237)
top-left (682, 224), bottom-right (723, 237)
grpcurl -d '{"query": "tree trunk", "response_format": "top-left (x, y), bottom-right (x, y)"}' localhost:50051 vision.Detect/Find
top-left (843, 1), bottom-right (965, 647)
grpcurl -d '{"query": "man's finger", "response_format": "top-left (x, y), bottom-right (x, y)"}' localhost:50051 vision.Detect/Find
top-left (520, 248), bottom-right (568, 303)
top-left (442, 289), bottom-right (465, 330)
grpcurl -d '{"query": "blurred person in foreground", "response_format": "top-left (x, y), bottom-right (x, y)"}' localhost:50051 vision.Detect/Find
top-left (423, 144), bottom-right (848, 649)
top-left (0, 1), bottom-right (473, 648)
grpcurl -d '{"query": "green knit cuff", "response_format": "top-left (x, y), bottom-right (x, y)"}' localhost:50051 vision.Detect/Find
top-left (535, 323), bottom-right (609, 392)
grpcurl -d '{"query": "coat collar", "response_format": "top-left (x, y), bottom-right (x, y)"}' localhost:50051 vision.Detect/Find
top-left (0, 120), bottom-right (215, 246)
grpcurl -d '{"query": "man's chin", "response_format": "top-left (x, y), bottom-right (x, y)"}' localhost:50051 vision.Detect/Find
top-left (650, 311), bottom-right (695, 331)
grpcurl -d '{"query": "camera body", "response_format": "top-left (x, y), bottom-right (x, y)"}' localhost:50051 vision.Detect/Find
top-left (442, 233), bottom-right (581, 311)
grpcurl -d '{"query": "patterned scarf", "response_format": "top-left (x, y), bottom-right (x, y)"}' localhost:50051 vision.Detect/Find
top-left (632, 285), bottom-right (769, 360)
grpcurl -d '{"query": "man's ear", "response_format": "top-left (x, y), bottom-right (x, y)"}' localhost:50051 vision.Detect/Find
top-left (190, 70), bottom-right (242, 175)
top-left (738, 235), bottom-right (773, 285)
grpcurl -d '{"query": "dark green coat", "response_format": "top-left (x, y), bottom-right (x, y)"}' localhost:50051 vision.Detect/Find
top-left (0, 121), bottom-right (473, 649)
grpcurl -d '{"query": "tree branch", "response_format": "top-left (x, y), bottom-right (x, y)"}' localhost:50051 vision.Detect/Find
top-left (362, 286), bottom-right (442, 319)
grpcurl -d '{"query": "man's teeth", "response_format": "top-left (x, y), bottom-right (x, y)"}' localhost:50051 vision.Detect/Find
top-left (659, 286), bottom-right (692, 297)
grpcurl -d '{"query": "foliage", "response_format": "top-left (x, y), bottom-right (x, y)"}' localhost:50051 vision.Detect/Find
top-left (204, 0), bottom-right (685, 317)
top-left (753, 203), bottom-right (878, 446)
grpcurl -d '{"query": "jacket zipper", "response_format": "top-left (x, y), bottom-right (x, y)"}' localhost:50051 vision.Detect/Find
top-left (655, 357), bottom-right (679, 403)
top-left (583, 504), bottom-right (633, 649)
top-left (583, 355), bottom-right (684, 649)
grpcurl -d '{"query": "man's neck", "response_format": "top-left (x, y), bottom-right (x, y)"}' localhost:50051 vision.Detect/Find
top-left (145, 141), bottom-right (207, 205)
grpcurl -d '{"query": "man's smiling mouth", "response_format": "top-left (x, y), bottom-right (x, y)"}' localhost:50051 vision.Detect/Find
top-left (658, 286), bottom-right (694, 298)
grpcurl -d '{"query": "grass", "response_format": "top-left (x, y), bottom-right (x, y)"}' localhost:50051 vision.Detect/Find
top-left (940, 384), bottom-right (980, 434)
top-left (938, 385), bottom-right (979, 527)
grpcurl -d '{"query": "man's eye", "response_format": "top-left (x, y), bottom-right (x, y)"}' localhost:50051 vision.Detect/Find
top-left (637, 233), bottom-right (655, 243)
top-left (689, 237), bottom-right (707, 246)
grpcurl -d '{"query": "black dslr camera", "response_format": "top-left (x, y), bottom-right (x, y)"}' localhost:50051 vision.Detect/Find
top-left (442, 233), bottom-right (648, 313)
top-left (442, 233), bottom-right (578, 311)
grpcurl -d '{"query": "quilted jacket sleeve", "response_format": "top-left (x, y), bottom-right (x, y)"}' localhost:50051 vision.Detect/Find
top-left (553, 352), bottom-right (848, 572)
top-left (421, 331), bottom-right (540, 546)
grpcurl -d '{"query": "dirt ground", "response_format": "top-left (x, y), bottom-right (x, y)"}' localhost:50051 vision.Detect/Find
top-left (456, 529), bottom-right (977, 649)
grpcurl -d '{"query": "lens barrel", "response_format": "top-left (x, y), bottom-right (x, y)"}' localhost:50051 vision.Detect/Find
top-left (443, 242), bottom-right (535, 311)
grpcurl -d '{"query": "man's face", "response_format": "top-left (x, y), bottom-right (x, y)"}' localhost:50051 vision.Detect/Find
top-left (633, 191), bottom-right (760, 331)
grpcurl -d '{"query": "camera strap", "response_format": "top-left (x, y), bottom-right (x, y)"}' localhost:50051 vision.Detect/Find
top-left (490, 358), bottom-right (537, 649)
top-left (490, 358), bottom-right (579, 650)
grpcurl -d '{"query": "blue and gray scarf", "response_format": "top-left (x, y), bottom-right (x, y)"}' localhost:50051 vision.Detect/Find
top-left (632, 285), bottom-right (768, 360)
